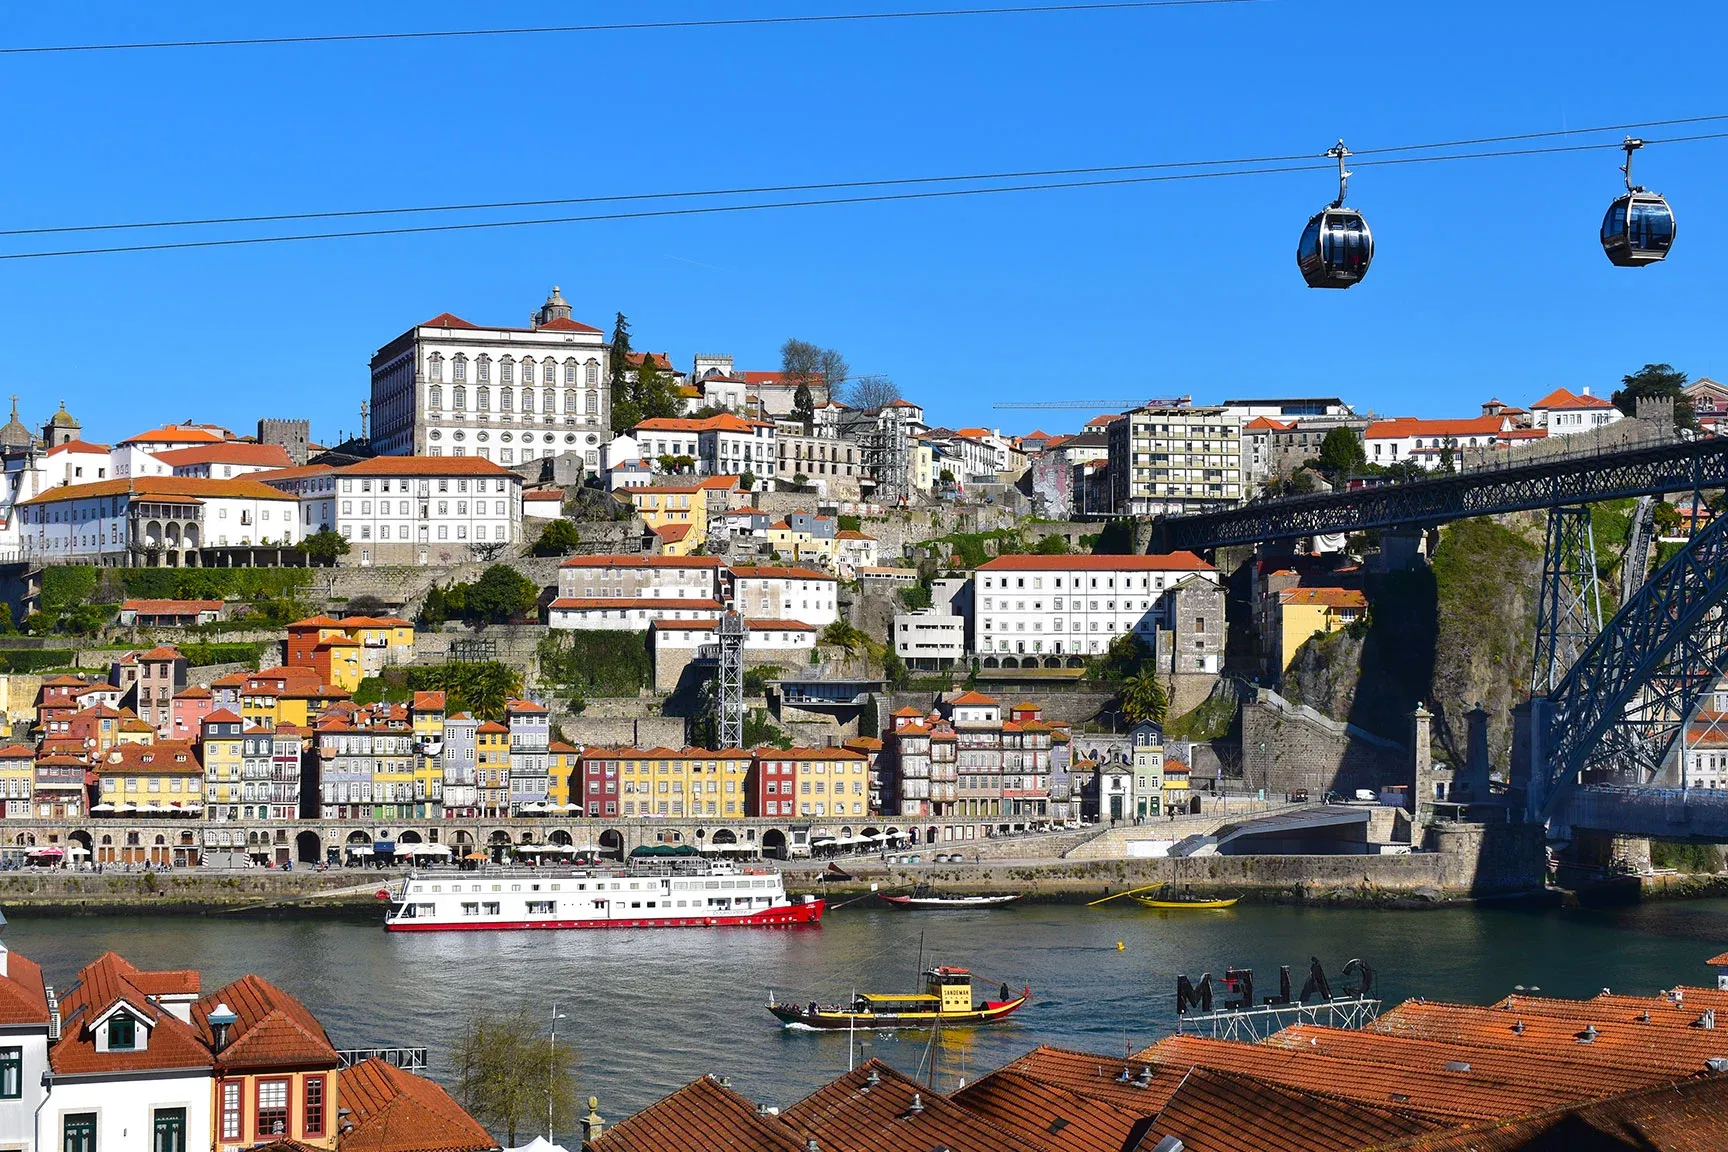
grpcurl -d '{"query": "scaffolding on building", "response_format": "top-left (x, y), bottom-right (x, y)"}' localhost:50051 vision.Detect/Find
top-left (842, 406), bottom-right (910, 505)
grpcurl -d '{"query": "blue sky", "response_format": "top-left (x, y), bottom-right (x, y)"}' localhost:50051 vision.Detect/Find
top-left (2, 1), bottom-right (1726, 445)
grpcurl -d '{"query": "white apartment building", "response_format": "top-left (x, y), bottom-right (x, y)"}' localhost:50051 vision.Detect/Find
top-left (1362, 415), bottom-right (1512, 469)
top-left (894, 609), bottom-right (966, 669)
top-left (972, 553), bottom-right (1219, 661)
top-left (1528, 386), bottom-right (1623, 435)
top-left (18, 477), bottom-right (300, 564)
top-left (634, 414), bottom-right (777, 482)
top-left (368, 287), bottom-right (612, 471)
top-left (308, 457), bottom-right (522, 565)
top-left (1108, 405), bottom-right (1245, 515)
top-left (649, 617), bottom-right (817, 657)
top-left (549, 555), bottom-right (724, 630)
top-left (729, 565), bottom-right (840, 628)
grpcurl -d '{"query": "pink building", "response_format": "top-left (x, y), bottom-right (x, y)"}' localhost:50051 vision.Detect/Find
top-left (171, 685), bottom-right (215, 742)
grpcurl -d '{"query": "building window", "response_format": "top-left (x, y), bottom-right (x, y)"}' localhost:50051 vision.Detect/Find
top-left (63, 1114), bottom-right (97, 1152)
top-left (304, 1076), bottom-right (326, 1136)
top-left (522, 359), bottom-right (535, 384)
top-left (566, 388), bottom-right (578, 414)
top-left (477, 355), bottom-right (491, 383)
top-left (453, 385), bottom-right (467, 411)
top-left (585, 389), bottom-right (599, 417)
top-left (429, 384), bottom-right (442, 410)
top-left (565, 359), bottom-right (578, 385)
top-left (477, 386), bottom-right (491, 411)
top-left (108, 1012), bottom-right (137, 1049)
top-left (256, 1078), bottom-right (289, 1139)
top-left (222, 1082), bottom-right (241, 1140)
top-left (427, 352), bottom-right (442, 381)
top-left (0, 1046), bottom-right (18, 1099)
top-left (501, 358), bottom-right (514, 385)
top-left (453, 356), bottom-right (467, 382)
top-left (153, 1108), bottom-right (186, 1152)
top-left (585, 360), bottom-right (600, 387)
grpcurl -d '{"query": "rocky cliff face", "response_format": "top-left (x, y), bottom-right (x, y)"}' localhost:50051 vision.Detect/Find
top-left (1285, 515), bottom-right (1543, 772)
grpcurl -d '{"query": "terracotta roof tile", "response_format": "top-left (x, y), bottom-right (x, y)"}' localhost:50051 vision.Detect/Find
top-left (729, 565), bottom-right (836, 581)
top-left (991, 1045), bottom-right (1185, 1112)
top-left (781, 1060), bottom-right (1049, 1152)
top-left (550, 598), bottom-right (724, 612)
top-left (952, 1067), bottom-right (1153, 1152)
top-left (338, 456), bottom-right (514, 478)
top-left (558, 555), bottom-right (723, 570)
top-left (977, 552), bottom-right (1216, 572)
top-left (19, 476), bottom-right (296, 506)
top-left (0, 951), bottom-right (49, 1027)
top-left (1147, 1065), bottom-right (1434, 1152)
top-left (1359, 1074), bottom-right (1728, 1151)
top-left (154, 443), bottom-right (294, 469)
top-left (339, 1058), bottom-right (498, 1152)
top-left (52, 953), bottom-right (212, 1076)
top-left (590, 1073), bottom-right (804, 1152)
top-left (194, 973), bottom-right (337, 1069)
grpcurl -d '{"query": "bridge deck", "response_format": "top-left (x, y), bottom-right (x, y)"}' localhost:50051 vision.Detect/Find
top-left (1151, 433), bottom-right (1721, 551)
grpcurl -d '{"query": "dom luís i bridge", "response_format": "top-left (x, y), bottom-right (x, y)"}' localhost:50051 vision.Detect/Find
top-left (1151, 417), bottom-right (1728, 849)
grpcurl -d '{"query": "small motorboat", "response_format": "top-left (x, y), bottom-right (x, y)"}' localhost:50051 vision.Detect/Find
top-left (770, 966), bottom-right (1030, 1030)
top-left (879, 892), bottom-right (1023, 909)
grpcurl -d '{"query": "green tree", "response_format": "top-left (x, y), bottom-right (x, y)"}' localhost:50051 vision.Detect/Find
top-left (465, 564), bottom-right (540, 624)
top-left (455, 1007), bottom-right (579, 1148)
top-left (298, 528), bottom-right (350, 566)
top-left (1313, 426), bottom-right (1367, 479)
top-left (740, 470), bottom-right (757, 492)
top-left (1437, 442), bottom-right (1457, 473)
top-left (632, 350), bottom-right (682, 423)
top-left (531, 520), bottom-right (581, 557)
top-left (1121, 668), bottom-right (1169, 726)
top-left (609, 312), bottom-right (639, 433)
top-left (792, 383), bottom-right (814, 428)
top-left (821, 619), bottom-right (871, 650)
top-left (1612, 363), bottom-right (1696, 429)
top-left (939, 468), bottom-right (955, 485)
top-left (1086, 634), bottom-right (1145, 681)
top-left (882, 647), bottom-right (910, 689)
top-left (0, 603), bottom-right (14, 634)
top-left (406, 662), bottom-right (523, 721)
top-left (1034, 534), bottom-right (1070, 555)
top-left (1653, 501), bottom-right (1684, 536)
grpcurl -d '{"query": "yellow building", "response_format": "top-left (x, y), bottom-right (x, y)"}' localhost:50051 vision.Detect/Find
top-left (94, 741), bottom-right (204, 814)
top-left (411, 691), bottom-right (447, 807)
top-left (548, 740), bottom-right (581, 808)
top-left (766, 518), bottom-right (838, 566)
top-left (199, 709), bottom-right (246, 820)
top-left (1275, 586), bottom-right (1368, 672)
top-left (0, 745), bottom-right (31, 818)
top-left (241, 671), bottom-right (351, 730)
top-left (609, 746), bottom-right (751, 818)
top-left (476, 721), bottom-right (511, 817)
top-left (116, 715), bottom-right (155, 746)
top-left (312, 637), bottom-right (365, 694)
top-left (755, 747), bottom-right (870, 819)
top-left (1161, 756), bottom-right (1193, 814)
top-left (629, 476), bottom-right (740, 547)
top-left (337, 615), bottom-right (416, 666)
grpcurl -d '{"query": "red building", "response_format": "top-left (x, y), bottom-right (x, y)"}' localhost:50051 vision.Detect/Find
top-left (284, 616), bottom-right (343, 668)
top-left (578, 751), bottom-right (620, 818)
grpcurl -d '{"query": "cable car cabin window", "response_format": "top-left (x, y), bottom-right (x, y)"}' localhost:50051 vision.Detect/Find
top-left (1601, 202), bottom-right (1627, 240)
top-left (1299, 216), bottom-right (1321, 257)
top-left (1629, 201), bottom-right (1674, 250)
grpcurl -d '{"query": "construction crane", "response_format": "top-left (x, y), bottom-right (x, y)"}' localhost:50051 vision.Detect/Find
top-left (991, 396), bottom-right (1191, 410)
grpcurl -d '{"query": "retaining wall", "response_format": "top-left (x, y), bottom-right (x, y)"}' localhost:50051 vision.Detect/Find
top-left (1240, 688), bottom-right (1408, 798)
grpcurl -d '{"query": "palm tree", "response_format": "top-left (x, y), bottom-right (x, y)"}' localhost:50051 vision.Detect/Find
top-left (1121, 669), bottom-right (1168, 727)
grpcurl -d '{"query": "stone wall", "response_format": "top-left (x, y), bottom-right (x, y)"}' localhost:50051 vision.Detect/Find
top-left (1240, 688), bottom-right (1408, 798)
top-left (564, 715), bottom-right (687, 749)
top-left (1418, 820), bottom-right (1547, 894)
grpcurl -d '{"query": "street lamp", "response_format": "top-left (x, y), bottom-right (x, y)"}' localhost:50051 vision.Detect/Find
top-left (548, 1001), bottom-right (568, 1141)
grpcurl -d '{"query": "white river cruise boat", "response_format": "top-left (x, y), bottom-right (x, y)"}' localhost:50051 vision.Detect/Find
top-left (384, 861), bottom-right (825, 932)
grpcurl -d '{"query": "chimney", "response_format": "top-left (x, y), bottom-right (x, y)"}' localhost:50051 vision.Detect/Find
top-left (579, 1096), bottom-right (605, 1144)
top-left (207, 1003), bottom-right (238, 1052)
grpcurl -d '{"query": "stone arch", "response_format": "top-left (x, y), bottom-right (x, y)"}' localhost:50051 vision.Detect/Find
top-left (1000, 656), bottom-right (1019, 669)
top-left (926, 826), bottom-right (938, 845)
top-left (297, 831), bottom-right (322, 863)
top-left (1043, 656), bottom-right (1062, 669)
top-left (451, 829), bottom-right (475, 846)
top-left (1066, 655), bottom-right (1085, 669)
top-left (346, 830), bottom-right (370, 845)
top-left (598, 829), bottom-right (625, 859)
top-left (711, 828), bottom-right (738, 846)
top-left (761, 829), bottom-right (788, 859)
top-left (982, 656), bottom-right (1000, 669)
top-left (398, 830), bottom-right (423, 844)
top-left (69, 830), bottom-right (93, 854)
top-left (488, 831), bottom-right (512, 845)
top-left (549, 829), bottom-right (573, 846)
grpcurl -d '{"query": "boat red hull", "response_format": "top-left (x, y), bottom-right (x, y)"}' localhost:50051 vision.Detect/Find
top-left (386, 898), bottom-right (826, 932)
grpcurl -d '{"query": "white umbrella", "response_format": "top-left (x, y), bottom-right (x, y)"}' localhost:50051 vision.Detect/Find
top-left (419, 843), bottom-right (453, 856)
top-left (91, 803), bottom-right (115, 812)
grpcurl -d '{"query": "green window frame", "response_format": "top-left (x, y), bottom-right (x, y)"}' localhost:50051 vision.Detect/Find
top-left (63, 1114), bottom-right (97, 1152)
top-left (108, 1012), bottom-right (137, 1050)
top-left (0, 1046), bottom-right (19, 1099)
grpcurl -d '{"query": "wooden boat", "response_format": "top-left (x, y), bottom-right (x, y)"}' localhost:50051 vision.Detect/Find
top-left (1130, 893), bottom-right (1239, 910)
top-left (769, 966), bottom-right (1030, 1030)
top-left (879, 891), bottom-right (1023, 909)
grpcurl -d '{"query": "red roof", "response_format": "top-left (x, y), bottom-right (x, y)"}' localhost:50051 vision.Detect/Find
top-left (653, 523), bottom-right (693, 543)
top-left (44, 439), bottom-right (110, 455)
top-left (0, 950), bottom-right (49, 1027)
top-left (1532, 386), bottom-right (1616, 411)
top-left (559, 555), bottom-right (723, 569)
top-left (590, 1073), bottom-right (804, 1152)
top-left (951, 690), bottom-right (999, 706)
top-left (203, 708), bottom-right (244, 724)
top-left (977, 552), bottom-right (1215, 572)
top-left (153, 442), bottom-right (294, 469)
top-left (1145, 1065), bottom-right (1433, 1152)
top-left (118, 423), bottom-right (232, 446)
top-left (51, 953), bottom-right (212, 1076)
top-left (1280, 586), bottom-right (1368, 608)
top-left (782, 1060), bottom-right (1040, 1152)
top-left (194, 973), bottom-right (338, 1069)
top-left (122, 597), bottom-right (223, 613)
top-left (1245, 416), bottom-right (1296, 431)
top-left (550, 597), bottom-right (725, 612)
top-left (338, 456), bottom-right (514, 477)
top-left (1362, 416), bottom-right (1510, 440)
top-left (953, 1068), bottom-right (1151, 1152)
top-left (635, 413), bottom-right (772, 433)
top-left (339, 1058), bottom-right (498, 1152)
top-left (729, 565), bottom-right (836, 581)
top-left (421, 312), bottom-right (478, 329)
top-left (535, 315), bottom-right (601, 333)
top-left (412, 691), bottom-right (447, 710)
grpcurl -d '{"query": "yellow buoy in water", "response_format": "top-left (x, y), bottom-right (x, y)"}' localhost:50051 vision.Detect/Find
top-left (1116, 941), bottom-right (1126, 951)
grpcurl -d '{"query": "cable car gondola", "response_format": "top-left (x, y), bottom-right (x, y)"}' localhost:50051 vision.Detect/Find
top-left (1297, 140), bottom-right (1373, 289)
top-left (1601, 136), bottom-right (1675, 267)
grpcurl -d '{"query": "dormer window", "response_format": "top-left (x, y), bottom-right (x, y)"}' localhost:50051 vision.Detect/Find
top-left (108, 1013), bottom-right (136, 1050)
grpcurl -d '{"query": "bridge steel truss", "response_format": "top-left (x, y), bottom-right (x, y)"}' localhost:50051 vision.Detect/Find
top-left (1149, 435), bottom-right (1720, 552)
top-left (1531, 507), bottom-right (1605, 697)
top-left (1536, 504), bottom-right (1728, 825)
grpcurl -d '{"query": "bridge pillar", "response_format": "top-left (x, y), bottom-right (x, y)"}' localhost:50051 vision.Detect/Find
top-left (1532, 506), bottom-right (1604, 696)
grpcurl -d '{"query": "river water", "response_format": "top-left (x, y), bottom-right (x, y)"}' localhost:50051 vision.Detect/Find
top-left (10, 900), bottom-right (1728, 1122)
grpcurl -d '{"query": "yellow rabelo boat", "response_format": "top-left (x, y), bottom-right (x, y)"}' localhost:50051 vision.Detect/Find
top-left (1131, 892), bottom-right (1239, 909)
top-left (769, 966), bottom-right (1031, 1030)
